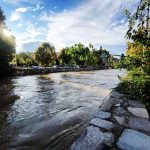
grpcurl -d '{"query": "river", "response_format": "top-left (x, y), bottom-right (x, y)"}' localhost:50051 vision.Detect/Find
top-left (0, 69), bottom-right (125, 150)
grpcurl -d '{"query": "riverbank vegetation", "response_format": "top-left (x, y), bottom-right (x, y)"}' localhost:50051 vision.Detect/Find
top-left (0, 7), bottom-right (16, 77)
top-left (17, 43), bottom-right (114, 68)
top-left (16, 52), bottom-right (37, 67)
top-left (116, 0), bottom-right (150, 110)
top-left (38, 74), bottom-right (51, 80)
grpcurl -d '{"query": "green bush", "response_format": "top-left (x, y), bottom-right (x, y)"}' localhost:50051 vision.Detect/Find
top-left (116, 69), bottom-right (150, 110)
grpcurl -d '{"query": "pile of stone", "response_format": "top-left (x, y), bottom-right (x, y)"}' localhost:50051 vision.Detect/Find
top-left (70, 91), bottom-right (150, 150)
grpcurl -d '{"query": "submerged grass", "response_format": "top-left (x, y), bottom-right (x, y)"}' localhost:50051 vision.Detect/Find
top-left (38, 74), bottom-right (51, 80)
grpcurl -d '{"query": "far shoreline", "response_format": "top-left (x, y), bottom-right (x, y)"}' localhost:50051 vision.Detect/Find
top-left (11, 66), bottom-right (114, 77)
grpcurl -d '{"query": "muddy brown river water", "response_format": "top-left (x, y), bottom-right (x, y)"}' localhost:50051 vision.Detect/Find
top-left (0, 69), bottom-right (126, 150)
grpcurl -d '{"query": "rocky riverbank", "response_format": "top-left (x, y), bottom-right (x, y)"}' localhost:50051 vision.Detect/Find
top-left (70, 91), bottom-right (150, 150)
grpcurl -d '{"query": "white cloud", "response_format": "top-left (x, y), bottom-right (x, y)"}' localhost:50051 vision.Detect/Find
top-left (16, 7), bottom-right (28, 12)
top-left (13, 0), bottom-right (139, 53)
top-left (10, 7), bottom-right (28, 21)
top-left (63, 9), bottom-right (67, 13)
top-left (26, 22), bottom-right (44, 38)
top-left (33, 4), bottom-right (44, 12)
top-left (3, 0), bottom-right (42, 5)
top-left (17, 22), bottom-right (23, 27)
top-left (39, 0), bottom-right (138, 51)
top-left (10, 13), bottom-right (20, 21)
top-left (15, 22), bottom-right (46, 52)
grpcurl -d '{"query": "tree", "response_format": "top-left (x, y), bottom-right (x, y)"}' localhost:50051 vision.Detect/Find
top-left (86, 51), bottom-right (98, 66)
top-left (116, 0), bottom-right (150, 109)
top-left (26, 58), bottom-right (33, 66)
top-left (0, 34), bottom-right (16, 64)
top-left (35, 42), bottom-right (56, 66)
top-left (92, 47), bottom-right (103, 66)
top-left (70, 43), bottom-right (90, 66)
top-left (0, 7), bottom-right (16, 77)
top-left (59, 48), bottom-right (72, 65)
top-left (0, 7), bottom-right (5, 26)
top-left (16, 52), bottom-right (37, 66)
top-left (17, 56), bottom-right (25, 66)
top-left (125, 0), bottom-right (150, 46)
top-left (58, 43), bottom-right (110, 67)
top-left (125, 0), bottom-right (150, 74)
top-left (125, 42), bottom-right (150, 73)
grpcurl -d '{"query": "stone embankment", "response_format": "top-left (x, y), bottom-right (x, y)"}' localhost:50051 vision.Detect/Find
top-left (13, 66), bottom-right (108, 76)
top-left (70, 91), bottom-right (150, 150)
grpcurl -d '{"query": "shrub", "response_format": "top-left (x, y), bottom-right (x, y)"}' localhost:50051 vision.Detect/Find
top-left (116, 68), bottom-right (150, 110)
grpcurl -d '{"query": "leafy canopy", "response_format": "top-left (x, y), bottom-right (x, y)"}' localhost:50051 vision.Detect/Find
top-left (35, 42), bottom-right (56, 66)
top-left (125, 0), bottom-right (150, 46)
top-left (0, 7), bottom-right (16, 76)
top-left (58, 43), bottom-right (111, 67)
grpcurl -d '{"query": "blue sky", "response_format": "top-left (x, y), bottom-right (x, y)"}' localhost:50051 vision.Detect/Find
top-left (0, 0), bottom-right (139, 54)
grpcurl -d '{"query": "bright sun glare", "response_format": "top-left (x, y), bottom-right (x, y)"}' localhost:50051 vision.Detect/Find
top-left (3, 29), bottom-right (12, 37)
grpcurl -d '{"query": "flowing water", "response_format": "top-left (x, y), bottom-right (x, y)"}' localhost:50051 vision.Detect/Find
top-left (0, 69), bottom-right (126, 150)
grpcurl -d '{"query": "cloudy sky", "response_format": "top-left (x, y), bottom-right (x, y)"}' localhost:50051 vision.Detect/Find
top-left (0, 0), bottom-right (139, 54)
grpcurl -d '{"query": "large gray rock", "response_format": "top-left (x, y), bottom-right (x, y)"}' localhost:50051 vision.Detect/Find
top-left (103, 132), bottom-right (114, 146)
top-left (70, 126), bottom-right (105, 150)
top-left (100, 97), bottom-right (123, 111)
top-left (90, 118), bottom-right (114, 131)
top-left (94, 110), bottom-right (111, 119)
top-left (114, 116), bottom-right (125, 125)
top-left (128, 107), bottom-right (149, 119)
top-left (128, 117), bottom-right (150, 134)
top-left (128, 100), bottom-right (145, 108)
top-left (117, 129), bottom-right (150, 150)
top-left (122, 101), bottom-right (129, 107)
top-left (110, 91), bottom-right (124, 99)
top-left (112, 107), bottom-right (129, 116)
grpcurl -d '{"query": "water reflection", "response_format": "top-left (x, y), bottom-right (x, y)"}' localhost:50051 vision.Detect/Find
top-left (0, 69), bottom-right (126, 149)
top-left (0, 77), bottom-right (18, 146)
